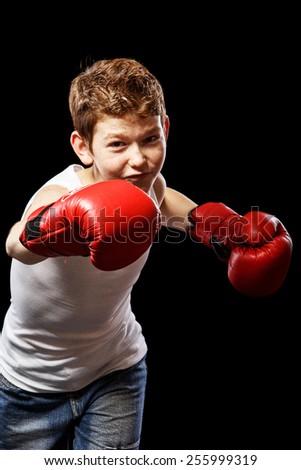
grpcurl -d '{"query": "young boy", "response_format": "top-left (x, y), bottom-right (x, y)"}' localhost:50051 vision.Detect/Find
top-left (0, 58), bottom-right (292, 450)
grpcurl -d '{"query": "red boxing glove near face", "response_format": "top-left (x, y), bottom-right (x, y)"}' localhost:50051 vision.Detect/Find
top-left (188, 203), bottom-right (293, 297)
top-left (20, 180), bottom-right (161, 271)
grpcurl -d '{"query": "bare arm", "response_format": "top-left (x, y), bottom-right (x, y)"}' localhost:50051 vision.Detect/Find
top-left (6, 185), bottom-right (69, 264)
top-left (160, 187), bottom-right (197, 231)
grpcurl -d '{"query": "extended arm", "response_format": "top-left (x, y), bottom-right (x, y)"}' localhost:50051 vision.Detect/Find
top-left (160, 187), bottom-right (197, 231)
top-left (160, 186), bottom-right (293, 297)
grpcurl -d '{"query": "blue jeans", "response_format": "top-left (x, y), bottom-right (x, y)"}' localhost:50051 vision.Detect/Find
top-left (0, 356), bottom-right (147, 450)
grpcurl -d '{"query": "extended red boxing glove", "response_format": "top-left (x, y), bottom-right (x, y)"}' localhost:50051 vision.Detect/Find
top-left (20, 180), bottom-right (161, 271)
top-left (188, 203), bottom-right (293, 297)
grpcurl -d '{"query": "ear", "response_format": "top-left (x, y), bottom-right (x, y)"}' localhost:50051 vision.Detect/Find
top-left (70, 131), bottom-right (94, 166)
top-left (164, 116), bottom-right (170, 140)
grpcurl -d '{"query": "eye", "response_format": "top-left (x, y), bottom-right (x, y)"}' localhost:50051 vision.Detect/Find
top-left (144, 135), bottom-right (159, 143)
top-left (110, 141), bottom-right (126, 148)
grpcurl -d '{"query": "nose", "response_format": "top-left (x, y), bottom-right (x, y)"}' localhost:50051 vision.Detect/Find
top-left (128, 145), bottom-right (146, 168)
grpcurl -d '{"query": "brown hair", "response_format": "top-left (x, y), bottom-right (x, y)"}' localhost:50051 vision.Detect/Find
top-left (69, 58), bottom-right (167, 151)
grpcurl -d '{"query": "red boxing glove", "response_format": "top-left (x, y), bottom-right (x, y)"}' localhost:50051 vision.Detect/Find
top-left (20, 180), bottom-right (161, 271)
top-left (188, 203), bottom-right (293, 297)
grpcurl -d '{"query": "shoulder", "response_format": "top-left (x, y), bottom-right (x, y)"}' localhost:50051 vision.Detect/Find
top-left (153, 173), bottom-right (166, 207)
top-left (42, 164), bottom-right (83, 189)
top-left (21, 165), bottom-right (83, 219)
top-left (23, 185), bottom-right (69, 220)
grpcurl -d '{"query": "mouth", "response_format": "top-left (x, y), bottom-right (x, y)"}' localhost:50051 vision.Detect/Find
top-left (125, 173), bottom-right (149, 182)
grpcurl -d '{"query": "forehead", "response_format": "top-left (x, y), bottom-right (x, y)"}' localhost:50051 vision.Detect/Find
top-left (94, 114), bottom-right (162, 138)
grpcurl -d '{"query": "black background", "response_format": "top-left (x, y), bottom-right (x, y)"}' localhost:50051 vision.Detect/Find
top-left (1, 7), bottom-right (299, 449)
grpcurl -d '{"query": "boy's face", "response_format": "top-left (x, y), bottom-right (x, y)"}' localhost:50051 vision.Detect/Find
top-left (90, 114), bottom-right (169, 193)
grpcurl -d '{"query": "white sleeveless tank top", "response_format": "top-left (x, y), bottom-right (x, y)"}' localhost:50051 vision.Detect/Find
top-left (0, 165), bottom-right (157, 392)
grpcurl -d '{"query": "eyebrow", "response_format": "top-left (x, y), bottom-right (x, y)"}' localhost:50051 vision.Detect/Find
top-left (104, 126), bottom-right (162, 140)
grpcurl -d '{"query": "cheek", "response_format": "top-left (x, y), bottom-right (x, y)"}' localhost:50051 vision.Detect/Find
top-left (152, 147), bottom-right (166, 168)
top-left (96, 157), bottom-right (126, 177)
